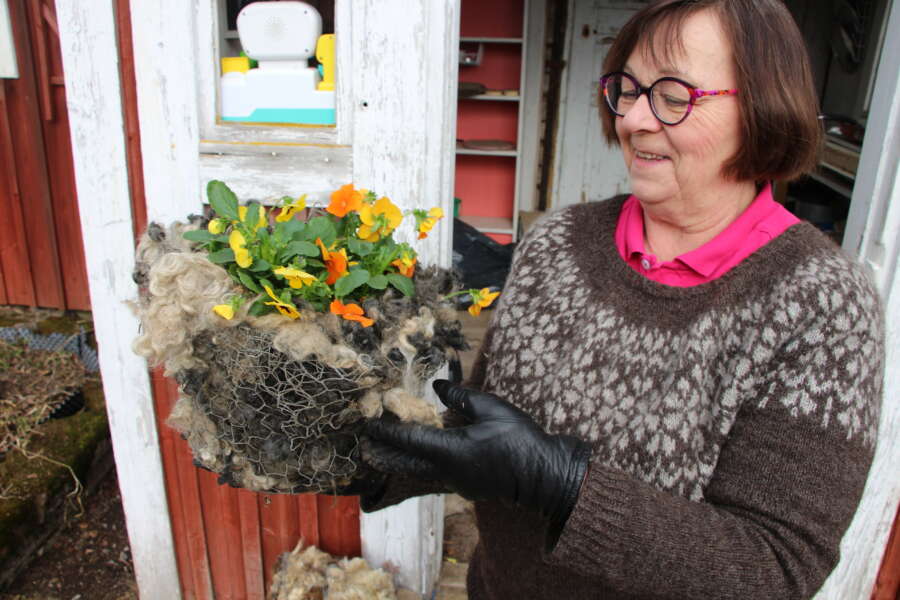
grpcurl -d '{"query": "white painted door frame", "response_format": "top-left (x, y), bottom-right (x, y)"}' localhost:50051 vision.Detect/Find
top-left (56, 0), bottom-right (459, 597)
top-left (348, 1), bottom-right (459, 595)
top-left (54, 1), bottom-right (182, 598)
top-left (818, 0), bottom-right (900, 597)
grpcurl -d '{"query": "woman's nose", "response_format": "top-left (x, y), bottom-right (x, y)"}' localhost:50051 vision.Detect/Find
top-left (620, 94), bottom-right (661, 132)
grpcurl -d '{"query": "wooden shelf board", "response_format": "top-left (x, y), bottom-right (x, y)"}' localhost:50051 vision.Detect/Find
top-left (460, 37), bottom-right (523, 43)
top-left (461, 94), bottom-right (520, 101)
top-left (456, 148), bottom-right (517, 157)
top-left (458, 215), bottom-right (514, 234)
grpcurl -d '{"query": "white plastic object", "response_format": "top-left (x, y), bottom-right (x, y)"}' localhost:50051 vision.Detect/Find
top-left (237, 1), bottom-right (322, 63)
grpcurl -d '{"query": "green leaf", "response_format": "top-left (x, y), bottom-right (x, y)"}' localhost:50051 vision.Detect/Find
top-left (305, 259), bottom-right (325, 269)
top-left (207, 180), bottom-right (239, 221)
top-left (247, 258), bottom-right (272, 272)
top-left (305, 216), bottom-right (337, 245)
top-left (348, 237), bottom-right (374, 256)
top-left (208, 248), bottom-right (236, 264)
top-left (183, 229), bottom-right (217, 243)
top-left (225, 265), bottom-right (243, 286)
top-left (248, 298), bottom-right (271, 317)
top-left (283, 240), bottom-right (320, 258)
top-left (387, 274), bottom-right (415, 297)
top-left (259, 278), bottom-right (274, 292)
top-left (237, 269), bottom-right (262, 293)
top-left (334, 270), bottom-right (370, 297)
top-left (280, 220), bottom-right (306, 239)
top-left (244, 202), bottom-right (261, 229)
top-left (368, 274), bottom-right (388, 290)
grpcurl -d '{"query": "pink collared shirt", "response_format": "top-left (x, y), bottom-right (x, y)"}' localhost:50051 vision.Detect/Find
top-left (614, 183), bottom-right (799, 287)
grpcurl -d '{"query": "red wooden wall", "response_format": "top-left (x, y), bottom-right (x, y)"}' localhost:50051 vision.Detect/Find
top-left (111, 1), bottom-right (361, 598)
top-left (0, 0), bottom-right (89, 311)
top-left (872, 502), bottom-right (900, 599)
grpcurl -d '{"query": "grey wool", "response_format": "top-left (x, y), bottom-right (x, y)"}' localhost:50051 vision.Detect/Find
top-left (368, 196), bottom-right (885, 600)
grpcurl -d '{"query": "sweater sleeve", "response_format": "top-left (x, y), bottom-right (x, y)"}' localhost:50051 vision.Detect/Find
top-left (546, 281), bottom-right (884, 599)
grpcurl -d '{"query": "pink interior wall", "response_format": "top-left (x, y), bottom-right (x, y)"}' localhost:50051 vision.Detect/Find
top-left (455, 0), bottom-right (524, 245)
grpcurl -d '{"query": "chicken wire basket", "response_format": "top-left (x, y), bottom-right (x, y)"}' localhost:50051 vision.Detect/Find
top-left (131, 221), bottom-right (467, 494)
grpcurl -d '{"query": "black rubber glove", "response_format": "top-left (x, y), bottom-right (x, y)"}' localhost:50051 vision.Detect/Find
top-left (365, 380), bottom-right (591, 543)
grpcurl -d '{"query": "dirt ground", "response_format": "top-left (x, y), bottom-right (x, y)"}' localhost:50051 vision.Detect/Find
top-left (0, 471), bottom-right (137, 600)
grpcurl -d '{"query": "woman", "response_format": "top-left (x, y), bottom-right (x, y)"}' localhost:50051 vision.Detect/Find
top-left (362, 1), bottom-right (885, 598)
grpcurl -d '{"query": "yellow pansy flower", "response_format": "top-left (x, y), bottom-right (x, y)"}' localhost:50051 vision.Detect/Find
top-left (212, 304), bottom-right (234, 320)
top-left (238, 205), bottom-right (268, 230)
top-left (207, 219), bottom-right (226, 234)
top-left (274, 266), bottom-right (317, 289)
top-left (417, 207), bottom-right (445, 239)
top-left (357, 196), bottom-right (403, 242)
top-left (276, 195), bottom-right (307, 223)
top-left (263, 285), bottom-right (301, 319)
top-left (229, 229), bottom-right (253, 268)
top-left (468, 287), bottom-right (500, 317)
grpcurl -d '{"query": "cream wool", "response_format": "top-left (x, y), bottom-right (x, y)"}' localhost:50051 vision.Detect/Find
top-left (367, 196), bottom-right (884, 600)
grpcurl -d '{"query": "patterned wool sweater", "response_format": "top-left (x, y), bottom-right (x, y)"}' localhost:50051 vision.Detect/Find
top-left (366, 197), bottom-right (884, 600)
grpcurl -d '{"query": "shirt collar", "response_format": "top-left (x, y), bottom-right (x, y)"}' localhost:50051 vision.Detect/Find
top-left (619, 183), bottom-right (778, 278)
top-left (676, 183), bottom-right (776, 277)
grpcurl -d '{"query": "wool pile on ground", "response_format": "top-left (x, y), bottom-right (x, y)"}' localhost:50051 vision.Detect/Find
top-left (130, 221), bottom-right (467, 493)
top-left (269, 542), bottom-right (398, 600)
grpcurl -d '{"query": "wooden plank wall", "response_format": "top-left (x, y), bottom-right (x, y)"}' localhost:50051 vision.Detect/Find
top-left (0, 0), bottom-right (89, 310)
top-left (114, 1), bottom-right (361, 597)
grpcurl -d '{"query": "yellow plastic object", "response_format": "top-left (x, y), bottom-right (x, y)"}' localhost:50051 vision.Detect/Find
top-left (221, 56), bottom-right (251, 74)
top-left (316, 34), bottom-right (335, 91)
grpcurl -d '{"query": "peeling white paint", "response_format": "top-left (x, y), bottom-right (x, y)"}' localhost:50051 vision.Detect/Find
top-left (54, 2), bottom-right (181, 598)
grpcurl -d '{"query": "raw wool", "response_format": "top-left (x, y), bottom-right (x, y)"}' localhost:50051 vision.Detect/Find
top-left (166, 394), bottom-right (230, 470)
top-left (382, 387), bottom-right (442, 427)
top-left (325, 557), bottom-right (396, 600)
top-left (132, 250), bottom-right (243, 375)
top-left (269, 544), bottom-right (330, 600)
top-left (269, 542), bottom-right (397, 600)
top-left (130, 221), bottom-right (467, 493)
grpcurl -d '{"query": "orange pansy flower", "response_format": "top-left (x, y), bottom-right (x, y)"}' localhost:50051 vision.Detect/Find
top-left (317, 238), bottom-right (349, 284)
top-left (327, 184), bottom-right (363, 218)
top-left (330, 299), bottom-right (374, 327)
top-left (391, 253), bottom-right (416, 278)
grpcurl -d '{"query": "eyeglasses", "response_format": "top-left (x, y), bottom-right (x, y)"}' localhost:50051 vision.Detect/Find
top-left (600, 72), bottom-right (738, 126)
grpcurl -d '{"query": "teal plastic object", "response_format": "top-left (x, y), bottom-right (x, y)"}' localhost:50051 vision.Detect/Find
top-left (221, 108), bottom-right (336, 125)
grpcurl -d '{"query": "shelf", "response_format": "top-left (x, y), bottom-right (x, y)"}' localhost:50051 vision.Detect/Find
top-left (808, 168), bottom-right (854, 199)
top-left (456, 148), bottom-right (518, 157)
top-left (460, 36), bottom-right (522, 43)
top-left (461, 94), bottom-right (520, 101)
top-left (458, 215), bottom-right (514, 234)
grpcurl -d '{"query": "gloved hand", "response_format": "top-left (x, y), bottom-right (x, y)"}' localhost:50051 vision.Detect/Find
top-left (365, 380), bottom-right (591, 537)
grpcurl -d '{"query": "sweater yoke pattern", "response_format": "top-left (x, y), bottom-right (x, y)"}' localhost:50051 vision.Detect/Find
top-left (482, 198), bottom-right (882, 502)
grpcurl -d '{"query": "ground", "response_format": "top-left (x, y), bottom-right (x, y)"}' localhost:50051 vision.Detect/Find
top-left (0, 471), bottom-right (136, 600)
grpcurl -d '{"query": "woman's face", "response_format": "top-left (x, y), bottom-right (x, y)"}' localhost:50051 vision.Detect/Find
top-left (614, 9), bottom-right (743, 211)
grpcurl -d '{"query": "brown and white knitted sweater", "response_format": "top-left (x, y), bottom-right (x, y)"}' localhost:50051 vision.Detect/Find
top-left (368, 196), bottom-right (885, 600)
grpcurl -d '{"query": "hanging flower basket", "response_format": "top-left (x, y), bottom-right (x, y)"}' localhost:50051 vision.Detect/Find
top-left (131, 182), bottom-right (494, 494)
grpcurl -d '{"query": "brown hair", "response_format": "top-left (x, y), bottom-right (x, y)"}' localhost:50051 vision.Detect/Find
top-left (600, 0), bottom-right (822, 183)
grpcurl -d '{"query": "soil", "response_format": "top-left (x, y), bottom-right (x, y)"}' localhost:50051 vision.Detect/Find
top-left (0, 470), bottom-right (137, 600)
